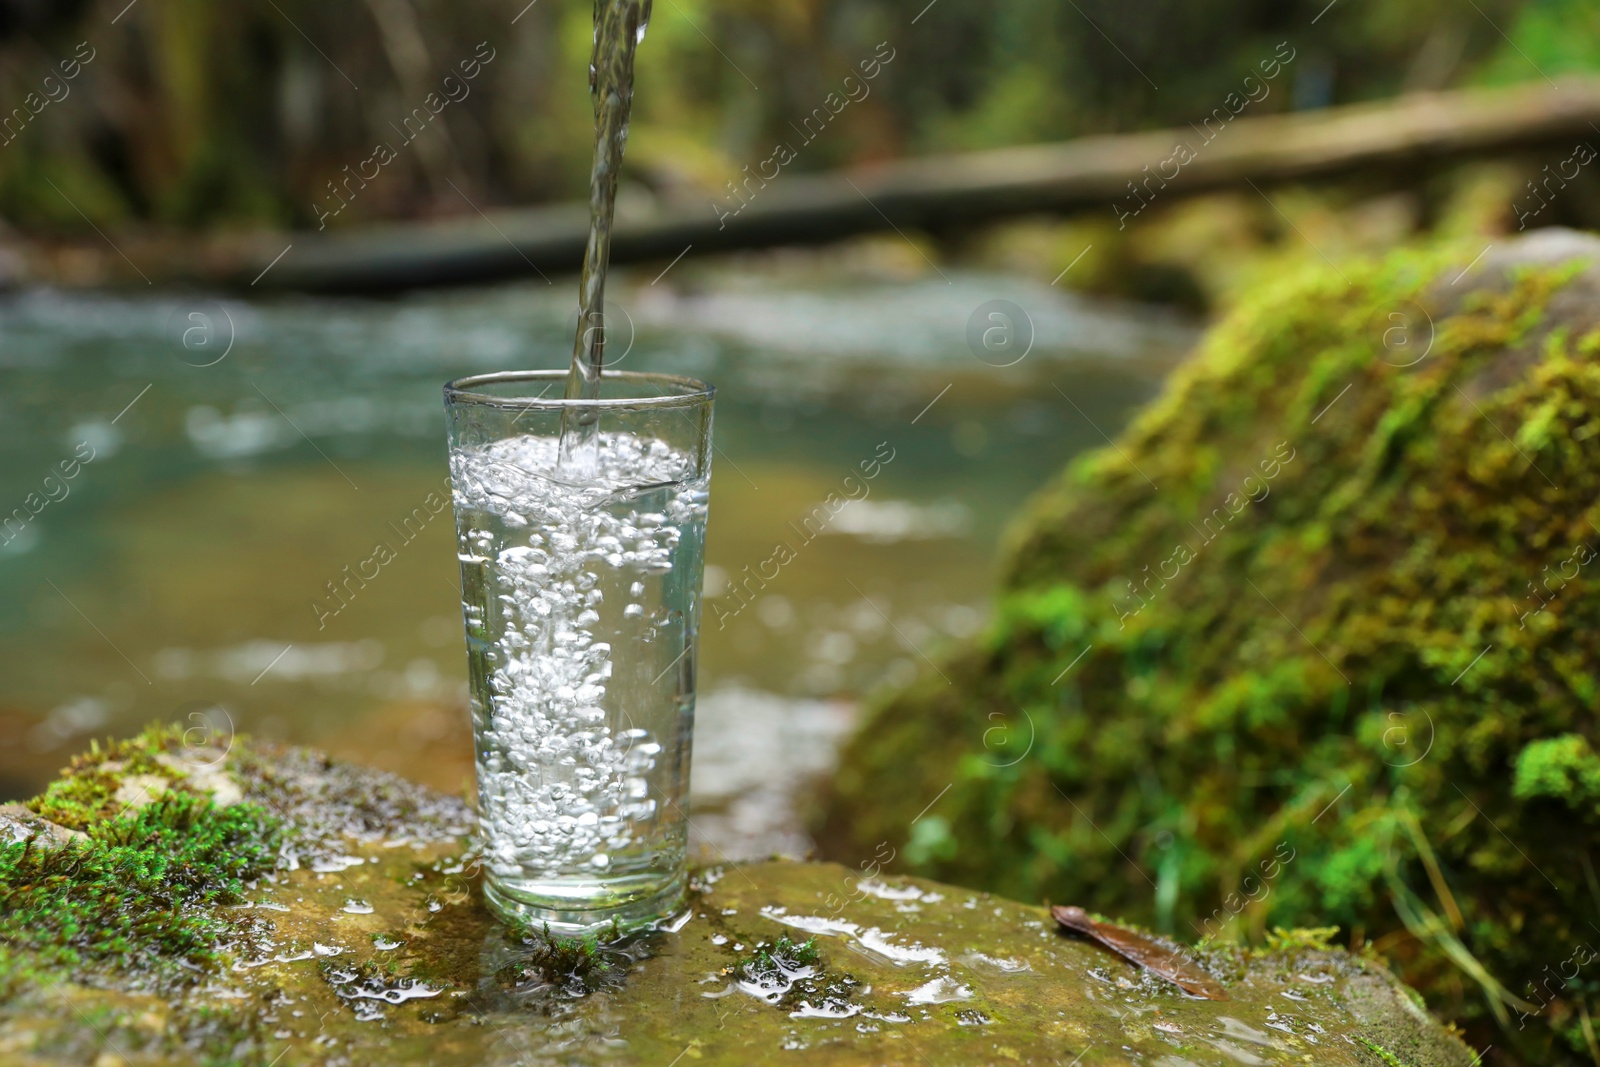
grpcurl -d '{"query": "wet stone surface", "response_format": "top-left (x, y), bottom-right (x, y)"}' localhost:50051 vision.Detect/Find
top-left (0, 737), bottom-right (1474, 1066)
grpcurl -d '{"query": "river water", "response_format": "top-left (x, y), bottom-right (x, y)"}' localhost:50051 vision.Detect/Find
top-left (0, 253), bottom-right (1193, 856)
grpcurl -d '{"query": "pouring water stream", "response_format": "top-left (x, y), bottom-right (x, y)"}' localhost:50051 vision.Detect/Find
top-left (559, 0), bottom-right (654, 474)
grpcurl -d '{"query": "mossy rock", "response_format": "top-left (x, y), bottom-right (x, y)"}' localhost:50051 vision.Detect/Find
top-left (0, 731), bottom-right (1472, 1065)
top-left (817, 229), bottom-right (1600, 1066)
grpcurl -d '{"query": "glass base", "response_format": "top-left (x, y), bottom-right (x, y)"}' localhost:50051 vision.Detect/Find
top-left (482, 868), bottom-right (687, 935)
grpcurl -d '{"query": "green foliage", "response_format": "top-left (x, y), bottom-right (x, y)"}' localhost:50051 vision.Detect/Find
top-left (1512, 734), bottom-right (1600, 809)
top-left (0, 0), bottom-right (1586, 233)
top-left (0, 791), bottom-right (280, 991)
top-left (1478, 0), bottom-right (1600, 85)
top-left (823, 238), bottom-right (1600, 1064)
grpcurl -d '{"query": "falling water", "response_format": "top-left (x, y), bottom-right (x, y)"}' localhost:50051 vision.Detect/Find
top-left (559, 0), bottom-right (654, 472)
top-left (454, 0), bottom-right (696, 918)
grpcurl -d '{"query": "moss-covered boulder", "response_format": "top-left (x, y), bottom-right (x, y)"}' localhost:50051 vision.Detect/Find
top-left (0, 731), bottom-right (1471, 1065)
top-left (817, 229), bottom-right (1600, 1066)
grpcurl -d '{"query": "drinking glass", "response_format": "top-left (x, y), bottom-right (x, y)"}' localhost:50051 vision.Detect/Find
top-left (444, 370), bottom-right (713, 931)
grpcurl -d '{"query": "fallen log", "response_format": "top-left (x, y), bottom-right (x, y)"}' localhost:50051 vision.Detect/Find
top-left (242, 77), bottom-right (1600, 293)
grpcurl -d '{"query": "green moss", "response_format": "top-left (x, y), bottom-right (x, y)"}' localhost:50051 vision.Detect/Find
top-left (821, 236), bottom-right (1600, 1065)
top-left (1263, 927), bottom-right (1342, 952)
top-left (733, 935), bottom-right (865, 1015)
top-left (1513, 734), bottom-right (1600, 810)
top-left (1360, 1038), bottom-right (1415, 1067)
top-left (26, 724), bottom-right (196, 831)
top-left (0, 790), bottom-right (280, 990)
top-left (498, 919), bottom-right (624, 993)
top-left (0, 725), bottom-right (276, 996)
top-left (739, 935), bottom-right (821, 981)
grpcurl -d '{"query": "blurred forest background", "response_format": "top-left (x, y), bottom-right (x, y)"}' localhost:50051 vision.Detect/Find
top-left (2, 0), bottom-right (1597, 236)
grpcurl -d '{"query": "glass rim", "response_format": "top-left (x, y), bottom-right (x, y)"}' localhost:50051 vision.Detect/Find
top-left (444, 370), bottom-right (714, 412)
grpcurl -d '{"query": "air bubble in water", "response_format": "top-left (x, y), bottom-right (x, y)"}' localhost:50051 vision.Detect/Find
top-left (452, 431), bottom-right (705, 877)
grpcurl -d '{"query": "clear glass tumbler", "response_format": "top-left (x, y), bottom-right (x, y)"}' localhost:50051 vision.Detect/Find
top-left (443, 370), bottom-right (714, 931)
